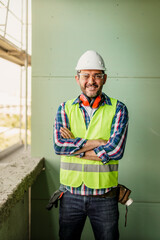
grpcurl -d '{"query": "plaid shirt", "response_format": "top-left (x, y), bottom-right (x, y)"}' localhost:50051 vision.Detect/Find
top-left (54, 93), bottom-right (128, 195)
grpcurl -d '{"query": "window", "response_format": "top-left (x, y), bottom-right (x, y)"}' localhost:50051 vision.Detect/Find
top-left (0, 0), bottom-right (31, 152)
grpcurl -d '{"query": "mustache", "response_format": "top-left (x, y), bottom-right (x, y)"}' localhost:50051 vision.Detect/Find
top-left (86, 83), bottom-right (98, 87)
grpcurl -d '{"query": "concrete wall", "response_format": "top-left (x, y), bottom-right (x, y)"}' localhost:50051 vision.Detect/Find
top-left (32, 0), bottom-right (160, 239)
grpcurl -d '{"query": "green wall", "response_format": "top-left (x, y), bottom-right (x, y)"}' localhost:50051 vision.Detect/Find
top-left (32, 0), bottom-right (160, 239)
top-left (0, 192), bottom-right (29, 240)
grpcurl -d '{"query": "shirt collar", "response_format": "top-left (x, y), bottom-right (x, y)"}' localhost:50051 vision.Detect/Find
top-left (72, 93), bottom-right (112, 106)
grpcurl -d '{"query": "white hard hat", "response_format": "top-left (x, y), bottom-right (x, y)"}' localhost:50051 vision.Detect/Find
top-left (75, 50), bottom-right (106, 71)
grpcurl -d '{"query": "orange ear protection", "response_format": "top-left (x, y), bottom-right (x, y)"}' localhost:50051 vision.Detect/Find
top-left (79, 94), bottom-right (102, 108)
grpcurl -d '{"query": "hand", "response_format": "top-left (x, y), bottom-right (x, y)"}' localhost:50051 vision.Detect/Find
top-left (81, 150), bottom-right (102, 161)
top-left (97, 139), bottom-right (108, 146)
top-left (60, 127), bottom-right (75, 139)
top-left (73, 139), bottom-right (107, 155)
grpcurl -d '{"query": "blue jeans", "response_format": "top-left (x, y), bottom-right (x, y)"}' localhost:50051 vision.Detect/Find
top-left (59, 191), bottom-right (119, 240)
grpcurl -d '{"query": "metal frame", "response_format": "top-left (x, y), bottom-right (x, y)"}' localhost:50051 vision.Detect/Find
top-left (0, 0), bottom-right (30, 151)
top-left (25, 0), bottom-right (28, 149)
top-left (0, 0), bottom-right (23, 46)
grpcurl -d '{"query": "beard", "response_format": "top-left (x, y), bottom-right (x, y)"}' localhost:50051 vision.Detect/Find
top-left (80, 83), bottom-right (103, 98)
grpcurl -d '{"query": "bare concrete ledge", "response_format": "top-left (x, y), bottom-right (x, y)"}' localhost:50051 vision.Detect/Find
top-left (0, 146), bottom-right (44, 225)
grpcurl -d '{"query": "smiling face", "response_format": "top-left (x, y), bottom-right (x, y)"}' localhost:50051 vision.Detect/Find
top-left (75, 70), bottom-right (107, 98)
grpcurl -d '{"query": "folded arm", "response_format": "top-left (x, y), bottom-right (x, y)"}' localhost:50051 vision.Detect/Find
top-left (54, 101), bottom-right (129, 163)
top-left (60, 127), bottom-right (106, 161)
top-left (59, 101), bottom-right (129, 163)
top-left (93, 102), bottom-right (129, 164)
top-left (54, 103), bottom-right (106, 161)
top-left (54, 102), bottom-right (87, 155)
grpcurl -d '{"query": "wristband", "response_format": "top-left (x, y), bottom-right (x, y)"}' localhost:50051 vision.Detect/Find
top-left (80, 152), bottom-right (85, 158)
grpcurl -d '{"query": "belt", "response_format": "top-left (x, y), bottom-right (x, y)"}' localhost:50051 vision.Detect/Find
top-left (88, 187), bottom-right (118, 198)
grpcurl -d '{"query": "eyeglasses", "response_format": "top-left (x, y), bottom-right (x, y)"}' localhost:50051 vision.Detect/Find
top-left (78, 73), bottom-right (104, 80)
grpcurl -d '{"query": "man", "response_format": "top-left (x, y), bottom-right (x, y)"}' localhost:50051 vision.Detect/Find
top-left (54, 50), bottom-right (128, 240)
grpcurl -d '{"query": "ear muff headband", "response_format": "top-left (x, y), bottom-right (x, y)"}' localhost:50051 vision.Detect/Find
top-left (79, 94), bottom-right (102, 108)
top-left (91, 95), bottom-right (101, 108)
top-left (79, 94), bottom-right (90, 106)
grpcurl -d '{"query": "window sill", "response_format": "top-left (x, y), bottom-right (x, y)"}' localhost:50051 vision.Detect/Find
top-left (0, 146), bottom-right (44, 224)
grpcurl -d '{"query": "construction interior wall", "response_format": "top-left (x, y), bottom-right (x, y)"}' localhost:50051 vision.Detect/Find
top-left (32, 0), bottom-right (160, 239)
top-left (0, 192), bottom-right (29, 240)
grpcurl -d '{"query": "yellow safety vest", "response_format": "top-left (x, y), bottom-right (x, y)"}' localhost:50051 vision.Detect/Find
top-left (60, 97), bottom-right (118, 189)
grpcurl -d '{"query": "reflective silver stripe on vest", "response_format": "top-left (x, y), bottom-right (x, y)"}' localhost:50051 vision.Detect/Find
top-left (84, 164), bottom-right (118, 172)
top-left (61, 162), bottom-right (118, 172)
top-left (61, 162), bottom-right (82, 171)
